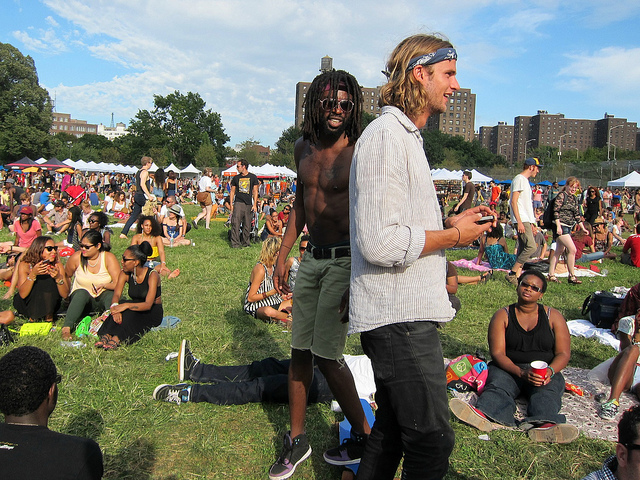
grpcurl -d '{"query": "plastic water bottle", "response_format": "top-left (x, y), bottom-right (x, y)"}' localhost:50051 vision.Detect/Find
top-left (170, 236), bottom-right (174, 248)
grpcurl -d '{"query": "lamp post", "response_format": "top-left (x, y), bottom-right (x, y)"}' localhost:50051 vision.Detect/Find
top-left (558, 132), bottom-right (571, 161)
top-left (499, 143), bottom-right (509, 164)
top-left (607, 124), bottom-right (624, 161)
top-left (524, 138), bottom-right (535, 159)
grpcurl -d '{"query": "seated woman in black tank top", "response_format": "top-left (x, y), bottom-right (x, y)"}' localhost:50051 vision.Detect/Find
top-left (449, 270), bottom-right (578, 444)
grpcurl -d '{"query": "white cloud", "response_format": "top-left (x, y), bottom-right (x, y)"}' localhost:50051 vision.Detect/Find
top-left (12, 28), bottom-right (67, 54)
top-left (45, 16), bottom-right (59, 27)
top-left (558, 47), bottom-right (640, 107)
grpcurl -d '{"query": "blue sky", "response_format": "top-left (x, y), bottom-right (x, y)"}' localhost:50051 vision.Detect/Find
top-left (2, 0), bottom-right (639, 150)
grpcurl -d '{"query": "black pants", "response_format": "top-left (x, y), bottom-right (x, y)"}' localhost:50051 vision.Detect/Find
top-left (121, 193), bottom-right (146, 236)
top-left (189, 357), bottom-right (333, 405)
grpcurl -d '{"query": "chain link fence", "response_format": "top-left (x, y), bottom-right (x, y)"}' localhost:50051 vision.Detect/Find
top-left (478, 159), bottom-right (640, 186)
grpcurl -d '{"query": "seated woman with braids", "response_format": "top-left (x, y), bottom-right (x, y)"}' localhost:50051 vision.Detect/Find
top-left (95, 241), bottom-right (163, 350)
top-left (13, 236), bottom-right (69, 322)
top-left (62, 230), bottom-right (120, 340)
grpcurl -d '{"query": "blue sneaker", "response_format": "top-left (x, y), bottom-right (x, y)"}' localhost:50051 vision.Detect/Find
top-left (268, 432), bottom-right (312, 480)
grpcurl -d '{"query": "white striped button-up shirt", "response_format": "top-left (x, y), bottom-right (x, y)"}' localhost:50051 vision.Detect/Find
top-left (349, 106), bottom-right (455, 334)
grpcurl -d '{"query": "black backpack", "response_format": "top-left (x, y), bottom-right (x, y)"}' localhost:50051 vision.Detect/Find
top-left (581, 291), bottom-right (624, 329)
top-left (541, 195), bottom-right (557, 230)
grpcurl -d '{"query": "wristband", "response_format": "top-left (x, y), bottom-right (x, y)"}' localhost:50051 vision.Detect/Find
top-left (547, 366), bottom-right (555, 378)
top-left (26, 276), bottom-right (34, 282)
top-left (161, 261), bottom-right (166, 264)
top-left (453, 226), bottom-right (461, 247)
top-left (110, 303), bottom-right (119, 309)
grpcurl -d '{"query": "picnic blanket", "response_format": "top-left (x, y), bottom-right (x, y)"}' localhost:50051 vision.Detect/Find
top-left (447, 357), bottom-right (634, 443)
top-left (451, 259), bottom-right (497, 272)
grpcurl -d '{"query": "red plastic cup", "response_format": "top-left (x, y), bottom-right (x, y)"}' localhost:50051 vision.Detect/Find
top-left (530, 361), bottom-right (548, 379)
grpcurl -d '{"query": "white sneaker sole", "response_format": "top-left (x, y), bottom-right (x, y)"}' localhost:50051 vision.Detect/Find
top-left (268, 446), bottom-right (312, 480)
top-left (178, 339), bottom-right (187, 382)
top-left (527, 424), bottom-right (579, 444)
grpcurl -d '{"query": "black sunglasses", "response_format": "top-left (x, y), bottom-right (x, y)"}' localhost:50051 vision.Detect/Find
top-left (55, 373), bottom-right (62, 384)
top-left (319, 98), bottom-right (354, 113)
top-left (44, 246), bottom-right (58, 252)
top-left (122, 256), bottom-right (136, 262)
top-left (519, 281), bottom-right (542, 293)
top-left (80, 244), bottom-right (95, 250)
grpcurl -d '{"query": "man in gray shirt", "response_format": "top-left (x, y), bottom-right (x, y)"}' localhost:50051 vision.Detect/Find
top-left (350, 34), bottom-right (493, 479)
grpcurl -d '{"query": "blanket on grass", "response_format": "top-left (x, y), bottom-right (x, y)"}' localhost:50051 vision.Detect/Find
top-left (447, 357), bottom-right (634, 443)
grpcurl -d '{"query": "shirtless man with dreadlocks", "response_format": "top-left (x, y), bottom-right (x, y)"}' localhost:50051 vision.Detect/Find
top-left (268, 70), bottom-right (371, 480)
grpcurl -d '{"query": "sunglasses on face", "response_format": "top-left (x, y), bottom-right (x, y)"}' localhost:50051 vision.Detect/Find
top-left (80, 244), bottom-right (95, 250)
top-left (44, 246), bottom-right (58, 252)
top-left (519, 281), bottom-right (543, 293)
top-left (122, 256), bottom-right (136, 262)
top-left (319, 98), bottom-right (354, 113)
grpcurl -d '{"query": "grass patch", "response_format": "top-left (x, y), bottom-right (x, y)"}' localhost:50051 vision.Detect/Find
top-left (0, 207), bottom-right (633, 478)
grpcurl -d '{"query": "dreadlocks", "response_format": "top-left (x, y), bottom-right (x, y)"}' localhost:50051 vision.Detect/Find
top-left (301, 70), bottom-right (362, 145)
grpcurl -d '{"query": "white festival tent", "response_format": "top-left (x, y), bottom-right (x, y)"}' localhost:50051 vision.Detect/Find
top-left (222, 163), bottom-right (297, 178)
top-left (165, 163), bottom-right (182, 174)
top-left (180, 164), bottom-right (201, 177)
top-left (608, 171), bottom-right (640, 187)
top-left (429, 168), bottom-right (492, 183)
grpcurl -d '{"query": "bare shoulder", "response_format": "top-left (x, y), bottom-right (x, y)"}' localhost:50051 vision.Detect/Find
top-left (294, 137), bottom-right (309, 166)
top-left (547, 306), bottom-right (568, 329)
top-left (490, 307), bottom-right (509, 328)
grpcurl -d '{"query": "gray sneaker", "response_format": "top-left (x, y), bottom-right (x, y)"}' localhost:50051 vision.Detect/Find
top-left (178, 339), bottom-right (199, 382)
top-left (323, 431), bottom-right (367, 465)
top-left (153, 384), bottom-right (191, 405)
top-left (268, 432), bottom-right (312, 480)
top-left (505, 273), bottom-right (519, 286)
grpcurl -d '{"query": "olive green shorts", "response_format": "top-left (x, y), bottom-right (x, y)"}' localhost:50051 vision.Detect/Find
top-left (291, 253), bottom-right (350, 360)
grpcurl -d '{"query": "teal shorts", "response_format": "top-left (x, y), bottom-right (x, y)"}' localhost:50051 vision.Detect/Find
top-left (291, 253), bottom-right (350, 360)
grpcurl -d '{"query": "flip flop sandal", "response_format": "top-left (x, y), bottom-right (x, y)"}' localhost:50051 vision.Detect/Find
top-left (102, 339), bottom-right (120, 350)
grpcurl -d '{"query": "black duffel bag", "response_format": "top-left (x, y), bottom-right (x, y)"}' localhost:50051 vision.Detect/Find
top-left (581, 291), bottom-right (624, 329)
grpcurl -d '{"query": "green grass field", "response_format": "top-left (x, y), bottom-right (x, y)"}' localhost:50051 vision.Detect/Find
top-left (0, 206), bottom-right (633, 479)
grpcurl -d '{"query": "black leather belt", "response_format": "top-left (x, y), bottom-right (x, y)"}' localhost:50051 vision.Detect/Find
top-left (308, 244), bottom-right (351, 260)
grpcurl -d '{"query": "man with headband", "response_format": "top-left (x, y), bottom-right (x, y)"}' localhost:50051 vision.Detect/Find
top-left (269, 70), bottom-right (371, 480)
top-left (350, 34), bottom-right (493, 478)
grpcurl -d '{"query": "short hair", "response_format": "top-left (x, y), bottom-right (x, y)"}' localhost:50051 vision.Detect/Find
top-left (564, 176), bottom-right (580, 190)
top-left (379, 34), bottom-right (454, 119)
top-left (0, 346), bottom-right (57, 416)
top-left (463, 170), bottom-right (472, 180)
top-left (301, 70), bottom-right (362, 146)
top-left (259, 236), bottom-right (282, 265)
top-left (141, 156), bottom-right (153, 166)
top-left (518, 270), bottom-right (547, 293)
top-left (636, 223), bottom-right (640, 235)
top-left (237, 159), bottom-right (249, 169)
top-left (136, 215), bottom-right (162, 237)
top-left (619, 404), bottom-right (640, 445)
top-left (487, 223), bottom-right (504, 239)
top-left (90, 211), bottom-right (109, 229)
top-left (300, 235), bottom-right (310, 243)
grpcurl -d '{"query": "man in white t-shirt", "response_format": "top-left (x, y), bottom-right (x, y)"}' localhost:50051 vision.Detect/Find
top-left (507, 157), bottom-right (542, 285)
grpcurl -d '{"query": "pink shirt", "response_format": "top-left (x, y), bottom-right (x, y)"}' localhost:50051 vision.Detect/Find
top-left (14, 218), bottom-right (42, 248)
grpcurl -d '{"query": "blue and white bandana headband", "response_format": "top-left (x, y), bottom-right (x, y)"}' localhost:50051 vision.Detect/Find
top-left (406, 48), bottom-right (457, 71)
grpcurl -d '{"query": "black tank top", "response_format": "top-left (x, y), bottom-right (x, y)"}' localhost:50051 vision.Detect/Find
top-left (135, 169), bottom-right (151, 195)
top-left (504, 303), bottom-right (555, 365)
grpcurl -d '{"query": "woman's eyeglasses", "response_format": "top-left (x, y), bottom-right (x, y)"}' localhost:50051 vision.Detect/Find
top-left (519, 281), bottom-right (542, 293)
top-left (80, 244), bottom-right (95, 250)
top-left (44, 246), bottom-right (59, 252)
top-left (318, 98), bottom-right (354, 113)
top-left (122, 256), bottom-right (136, 262)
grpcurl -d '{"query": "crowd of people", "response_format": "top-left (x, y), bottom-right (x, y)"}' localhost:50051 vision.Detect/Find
top-left (2, 32), bottom-right (639, 480)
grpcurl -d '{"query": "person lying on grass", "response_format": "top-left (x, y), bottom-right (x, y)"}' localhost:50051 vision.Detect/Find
top-left (152, 339), bottom-right (375, 406)
top-left (450, 269), bottom-right (578, 444)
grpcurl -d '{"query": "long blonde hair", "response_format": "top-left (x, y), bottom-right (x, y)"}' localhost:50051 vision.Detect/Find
top-left (379, 34), bottom-right (453, 119)
top-left (259, 236), bottom-right (282, 266)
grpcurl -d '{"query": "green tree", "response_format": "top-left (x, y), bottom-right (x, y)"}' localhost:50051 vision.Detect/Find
top-left (194, 141), bottom-right (218, 169)
top-left (236, 138), bottom-right (262, 166)
top-left (361, 111), bottom-right (376, 131)
top-left (271, 125), bottom-right (301, 170)
top-left (0, 42), bottom-right (53, 163)
top-left (128, 91), bottom-right (229, 166)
